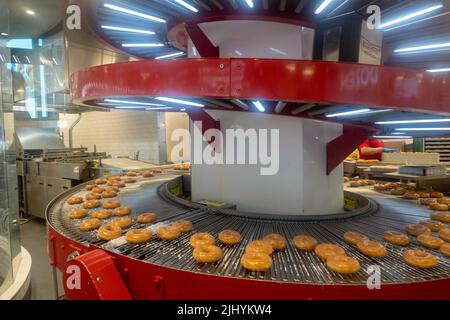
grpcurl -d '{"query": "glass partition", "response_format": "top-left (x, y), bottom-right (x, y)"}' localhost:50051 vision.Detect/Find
top-left (0, 0), bottom-right (21, 296)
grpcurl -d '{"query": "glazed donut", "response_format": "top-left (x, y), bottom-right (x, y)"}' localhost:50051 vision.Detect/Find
top-left (126, 171), bottom-right (137, 177)
top-left (357, 240), bottom-right (387, 258)
top-left (83, 199), bottom-right (101, 209)
top-left (190, 232), bottom-right (215, 247)
top-left (439, 227), bottom-right (450, 242)
top-left (173, 220), bottom-right (193, 233)
top-left (218, 230), bottom-right (242, 245)
top-left (141, 171), bottom-right (153, 178)
top-left (292, 235), bottom-right (318, 251)
top-left (124, 178), bottom-right (137, 184)
top-left (390, 188), bottom-right (406, 196)
top-left (374, 184), bottom-right (387, 191)
top-left (420, 198), bottom-right (437, 205)
top-left (103, 199), bottom-right (121, 209)
top-left (101, 190), bottom-right (117, 198)
top-left (418, 192), bottom-right (430, 199)
top-left (152, 168), bottom-right (162, 174)
top-left (95, 178), bottom-right (107, 185)
top-left (136, 213), bottom-right (157, 224)
top-left (240, 252), bottom-right (272, 272)
top-left (125, 229), bottom-right (152, 244)
top-left (403, 192), bottom-right (420, 200)
top-left (440, 243), bottom-right (450, 257)
top-left (406, 224), bottom-right (431, 237)
top-left (419, 220), bottom-right (445, 232)
top-left (68, 208), bottom-right (88, 219)
top-left (430, 191), bottom-right (444, 198)
top-left (349, 181), bottom-right (361, 188)
top-left (98, 224), bottom-right (122, 241)
top-left (326, 255), bottom-right (361, 274)
top-left (430, 212), bottom-right (450, 223)
top-left (343, 231), bottom-right (369, 245)
top-left (359, 180), bottom-right (369, 186)
top-left (85, 193), bottom-right (102, 200)
top-left (314, 243), bottom-right (345, 260)
top-left (263, 234), bottom-right (287, 251)
top-left (383, 231), bottom-right (410, 246)
top-left (79, 218), bottom-right (102, 231)
top-left (113, 206), bottom-right (132, 216)
top-left (245, 240), bottom-right (274, 255)
top-left (91, 210), bottom-right (112, 220)
top-left (417, 234), bottom-right (444, 249)
top-left (105, 186), bottom-right (120, 193)
top-left (67, 196), bottom-right (83, 205)
top-left (108, 176), bottom-right (122, 181)
top-left (156, 225), bottom-right (181, 240)
top-left (343, 177), bottom-right (350, 183)
top-left (385, 182), bottom-right (399, 190)
top-left (109, 181), bottom-right (126, 188)
top-left (367, 180), bottom-right (376, 185)
top-left (403, 249), bottom-right (438, 269)
top-left (85, 184), bottom-right (95, 191)
top-left (430, 203), bottom-right (448, 211)
top-left (193, 245), bottom-right (223, 263)
top-left (91, 187), bottom-right (106, 194)
top-left (437, 197), bottom-right (450, 205)
top-left (111, 217), bottom-right (132, 228)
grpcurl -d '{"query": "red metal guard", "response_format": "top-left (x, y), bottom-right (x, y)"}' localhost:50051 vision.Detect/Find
top-left (185, 23), bottom-right (220, 57)
top-left (327, 124), bottom-right (377, 175)
top-left (63, 249), bottom-right (132, 300)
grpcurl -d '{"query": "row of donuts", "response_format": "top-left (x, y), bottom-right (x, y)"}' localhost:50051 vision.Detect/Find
top-left (357, 181), bottom-right (450, 264)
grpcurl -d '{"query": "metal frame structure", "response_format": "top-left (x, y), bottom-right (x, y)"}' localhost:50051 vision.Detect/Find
top-left (70, 58), bottom-right (449, 173)
top-left (47, 177), bottom-right (450, 300)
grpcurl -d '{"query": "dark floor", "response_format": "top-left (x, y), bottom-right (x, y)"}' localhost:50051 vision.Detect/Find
top-left (20, 218), bottom-right (64, 300)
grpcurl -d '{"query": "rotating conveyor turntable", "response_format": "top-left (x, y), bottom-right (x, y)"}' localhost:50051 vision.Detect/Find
top-left (46, 173), bottom-right (450, 299)
top-left (49, 0), bottom-right (450, 299)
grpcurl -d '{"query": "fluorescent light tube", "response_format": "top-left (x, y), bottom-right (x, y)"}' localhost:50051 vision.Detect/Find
top-left (427, 68), bottom-right (450, 73)
top-left (155, 97), bottom-right (204, 107)
top-left (122, 43), bottom-right (164, 47)
top-left (104, 99), bottom-right (165, 106)
top-left (326, 109), bottom-right (371, 118)
top-left (104, 4), bottom-right (166, 23)
top-left (252, 101), bottom-right (265, 112)
top-left (394, 42), bottom-right (450, 53)
top-left (380, 4), bottom-right (443, 29)
top-left (396, 128), bottom-right (450, 131)
top-left (315, 0), bottom-right (335, 14)
top-left (101, 25), bottom-right (155, 34)
top-left (376, 119), bottom-right (450, 124)
top-left (173, 0), bottom-right (198, 12)
top-left (155, 52), bottom-right (184, 59)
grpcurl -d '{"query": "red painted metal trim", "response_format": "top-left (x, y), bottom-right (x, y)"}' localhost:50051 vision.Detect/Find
top-left (63, 249), bottom-right (132, 300)
top-left (229, 59), bottom-right (450, 113)
top-left (327, 125), bottom-right (377, 175)
top-left (71, 58), bottom-right (450, 115)
top-left (71, 58), bottom-right (231, 104)
top-left (186, 108), bottom-right (221, 150)
top-left (185, 24), bottom-right (219, 57)
top-left (47, 223), bottom-right (450, 300)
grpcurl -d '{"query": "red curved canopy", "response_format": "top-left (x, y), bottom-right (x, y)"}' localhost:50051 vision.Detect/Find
top-left (71, 58), bottom-right (450, 114)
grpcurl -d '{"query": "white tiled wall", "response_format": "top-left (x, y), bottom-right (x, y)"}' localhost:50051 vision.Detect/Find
top-left (60, 110), bottom-right (163, 164)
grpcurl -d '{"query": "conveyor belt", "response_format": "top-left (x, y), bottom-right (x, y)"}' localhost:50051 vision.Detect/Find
top-left (47, 175), bottom-right (450, 285)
